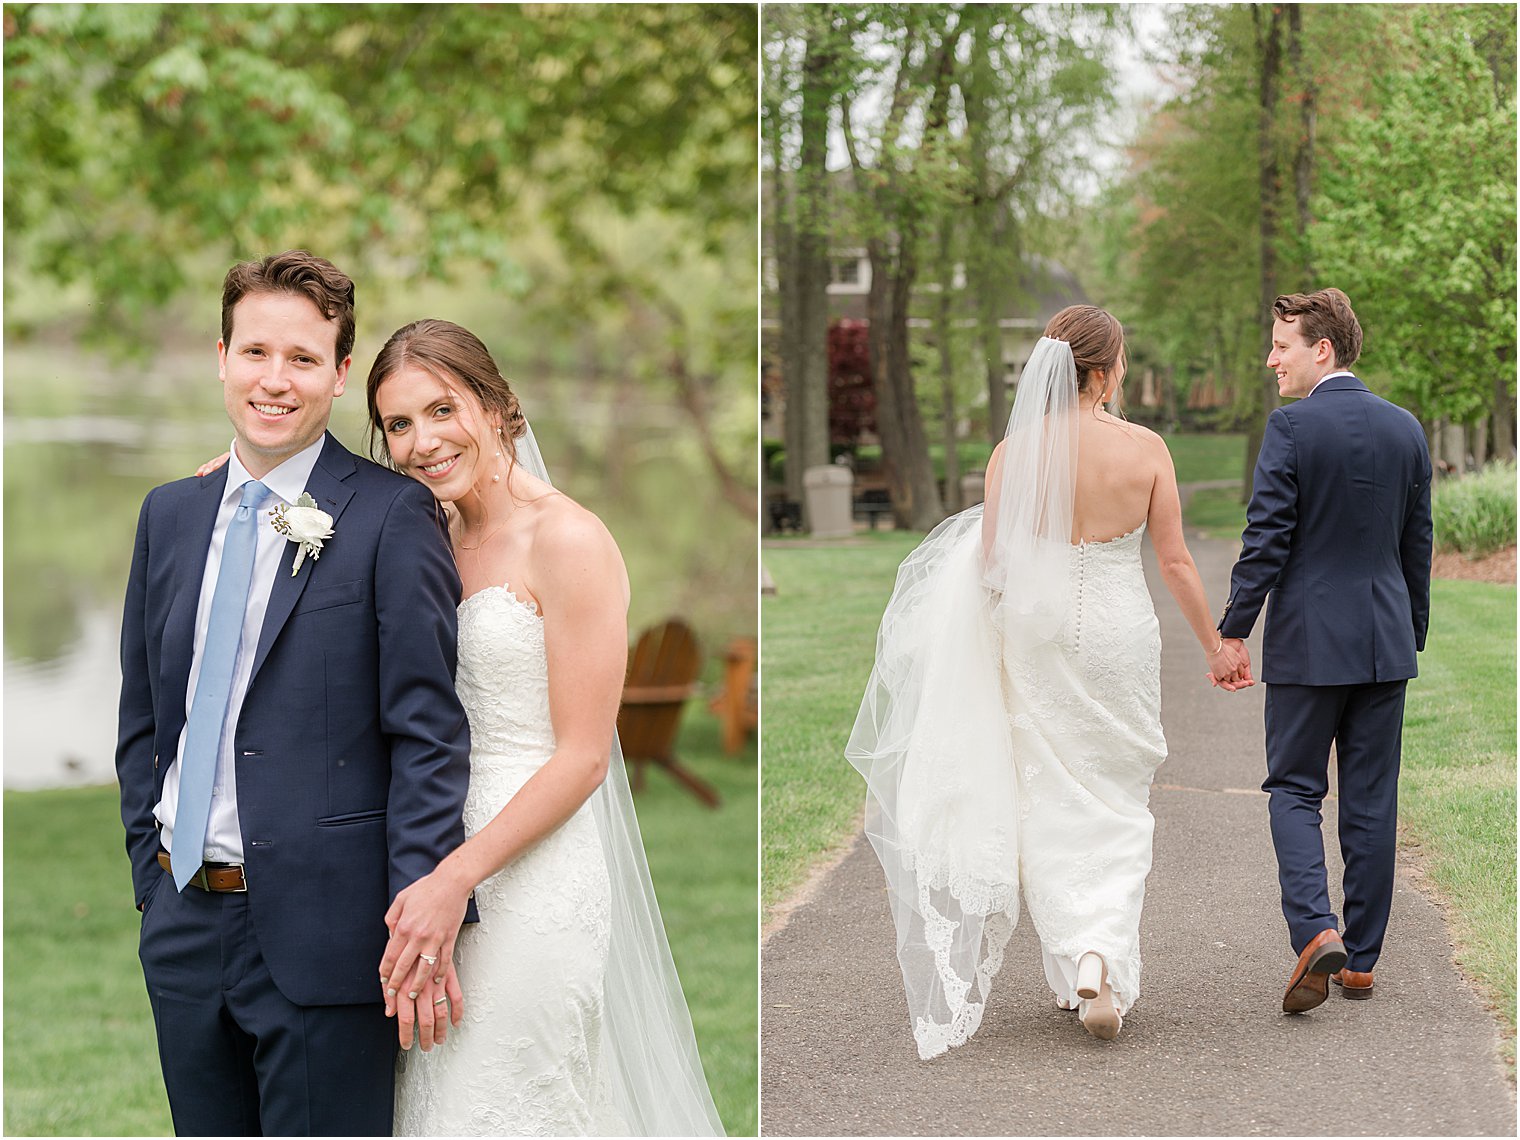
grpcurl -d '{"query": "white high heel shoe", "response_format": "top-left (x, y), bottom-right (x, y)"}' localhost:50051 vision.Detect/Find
top-left (1075, 952), bottom-right (1121, 1040)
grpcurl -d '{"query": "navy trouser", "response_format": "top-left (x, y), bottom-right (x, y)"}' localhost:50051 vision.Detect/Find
top-left (1263, 680), bottom-right (1407, 973)
top-left (138, 871), bottom-right (395, 1136)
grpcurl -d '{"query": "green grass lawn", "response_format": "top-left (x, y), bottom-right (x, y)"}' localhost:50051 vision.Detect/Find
top-left (3, 715), bottom-right (757, 1137)
top-left (762, 539), bottom-right (1516, 1060)
top-left (761, 531), bottom-right (920, 913)
top-left (1184, 485), bottom-right (1249, 540)
top-left (1160, 431), bottom-right (1247, 485)
top-left (1400, 579), bottom-right (1517, 1056)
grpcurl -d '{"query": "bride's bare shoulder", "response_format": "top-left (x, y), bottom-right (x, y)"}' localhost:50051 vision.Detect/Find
top-left (1108, 419), bottom-right (1169, 460)
top-left (528, 494), bottom-right (627, 594)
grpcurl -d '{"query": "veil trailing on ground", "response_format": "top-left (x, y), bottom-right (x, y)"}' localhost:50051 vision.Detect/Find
top-left (845, 337), bottom-right (1080, 1059)
top-left (516, 423), bottom-right (725, 1135)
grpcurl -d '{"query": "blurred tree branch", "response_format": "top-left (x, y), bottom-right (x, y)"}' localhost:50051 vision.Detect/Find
top-left (5, 2), bottom-right (758, 516)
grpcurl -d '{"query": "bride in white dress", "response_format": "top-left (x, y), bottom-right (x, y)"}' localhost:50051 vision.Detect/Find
top-left (847, 305), bottom-right (1251, 1058)
top-left (364, 320), bottom-right (724, 1135)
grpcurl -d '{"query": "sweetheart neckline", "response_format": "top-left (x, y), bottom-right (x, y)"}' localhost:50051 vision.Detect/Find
top-left (458, 582), bottom-right (543, 621)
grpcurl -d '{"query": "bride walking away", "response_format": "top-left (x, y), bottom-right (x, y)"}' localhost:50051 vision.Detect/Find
top-left (847, 305), bottom-right (1251, 1057)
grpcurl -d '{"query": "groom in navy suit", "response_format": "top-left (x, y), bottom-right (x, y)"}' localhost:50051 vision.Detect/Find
top-left (1218, 288), bottom-right (1432, 1014)
top-left (117, 251), bottom-right (471, 1134)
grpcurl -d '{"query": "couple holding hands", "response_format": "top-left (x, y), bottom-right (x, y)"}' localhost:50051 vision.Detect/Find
top-left (849, 289), bottom-right (1432, 1054)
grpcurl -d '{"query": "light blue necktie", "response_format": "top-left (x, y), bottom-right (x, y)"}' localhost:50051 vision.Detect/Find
top-left (171, 479), bottom-right (268, 890)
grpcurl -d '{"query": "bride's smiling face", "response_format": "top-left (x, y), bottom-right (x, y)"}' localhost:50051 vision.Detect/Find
top-left (375, 364), bottom-right (501, 501)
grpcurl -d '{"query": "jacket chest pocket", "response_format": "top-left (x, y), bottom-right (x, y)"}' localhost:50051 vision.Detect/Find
top-left (293, 579), bottom-right (366, 614)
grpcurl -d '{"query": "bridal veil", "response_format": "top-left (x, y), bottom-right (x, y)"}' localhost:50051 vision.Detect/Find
top-left (516, 423), bottom-right (725, 1134)
top-left (845, 337), bottom-right (1079, 1059)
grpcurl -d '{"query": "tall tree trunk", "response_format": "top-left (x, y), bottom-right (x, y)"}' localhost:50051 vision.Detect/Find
top-left (937, 224), bottom-right (961, 513)
top-left (1245, 2), bottom-right (1285, 499)
top-left (1288, 4), bottom-right (1317, 281)
top-left (884, 232), bottom-right (945, 530)
top-left (1493, 349), bottom-right (1516, 462)
top-left (963, 19), bottom-right (1008, 445)
top-left (768, 93), bottom-right (804, 506)
top-left (794, 29), bottom-right (833, 528)
top-left (844, 21), bottom-right (953, 532)
top-left (864, 236), bottom-right (939, 530)
top-left (1470, 417), bottom-right (1490, 469)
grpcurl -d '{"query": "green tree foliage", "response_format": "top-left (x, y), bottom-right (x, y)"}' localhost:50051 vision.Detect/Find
top-left (766, 3), bottom-right (1123, 528)
top-left (5, 4), bottom-right (752, 308)
top-left (4, 3), bottom-right (758, 522)
top-left (1109, 4), bottom-right (1514, 467)
top-left (1312, 5), bottom-right (1517, 441)
top-left (1117, 8), bottom-right (1263, 417)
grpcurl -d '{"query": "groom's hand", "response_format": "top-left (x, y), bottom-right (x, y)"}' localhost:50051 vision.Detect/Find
top-left (391, 977), bottom-right (446, 1051)
top-left (386, 959), bottom-right (464, 1051)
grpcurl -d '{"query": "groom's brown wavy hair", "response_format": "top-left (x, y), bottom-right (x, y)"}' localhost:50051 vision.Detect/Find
top-left (1272, 288), bottom-right (1362, 368)
top-left (220, 250), bottom-right (356, 362)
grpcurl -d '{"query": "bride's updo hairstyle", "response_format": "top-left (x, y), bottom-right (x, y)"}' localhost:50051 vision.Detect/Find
top-left (1043, 305), bottom-right (1126, 398)
top-left (365, 318), bottom-right (529, 468)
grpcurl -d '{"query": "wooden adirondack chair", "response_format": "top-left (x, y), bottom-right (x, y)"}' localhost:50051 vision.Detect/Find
top-left (708, 636), bottom-right (757, 755)
top-left (617, 619), bottom-right (721, 808)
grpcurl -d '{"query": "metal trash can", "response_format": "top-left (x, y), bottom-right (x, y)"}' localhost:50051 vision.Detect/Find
top-left (803, 464), bottom-right (854, 538)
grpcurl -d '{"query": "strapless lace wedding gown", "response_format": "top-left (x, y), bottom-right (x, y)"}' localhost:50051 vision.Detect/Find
top-left (848, 510), bottom-right (1166, 1058)
top-left (395, 585), bottom-right (613, 1136)
top-left (1006, 523), bottom-right (1166, 1020)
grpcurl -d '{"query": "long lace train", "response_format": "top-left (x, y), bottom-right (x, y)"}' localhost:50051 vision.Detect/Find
top-left (847, 511), bottom-right (1165, 1058)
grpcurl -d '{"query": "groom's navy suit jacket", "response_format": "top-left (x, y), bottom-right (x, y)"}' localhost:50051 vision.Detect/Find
top-left (117, 432), bottom-right (472, 1006)
top-left (1219, 375), bottom-right (1432, 683)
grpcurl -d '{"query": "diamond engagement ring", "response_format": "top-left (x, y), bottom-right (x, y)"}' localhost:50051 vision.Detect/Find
top-left (420, 953), bottom-right (439, 965)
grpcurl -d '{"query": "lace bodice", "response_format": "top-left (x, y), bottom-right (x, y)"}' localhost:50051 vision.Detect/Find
top-left (455, 585), bottom-right (556, 761)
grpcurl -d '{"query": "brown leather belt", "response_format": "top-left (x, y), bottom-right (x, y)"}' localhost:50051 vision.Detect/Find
top-left (157, 850), bottom-right (247, 892)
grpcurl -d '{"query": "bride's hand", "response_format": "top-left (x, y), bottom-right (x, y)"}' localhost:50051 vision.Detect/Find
top-left (194, 451), bottom-right (231, 478)
top-left (1206, 638), bottom-right (1253, 690)
top-left (380, 866), bottom-right (472, 1016)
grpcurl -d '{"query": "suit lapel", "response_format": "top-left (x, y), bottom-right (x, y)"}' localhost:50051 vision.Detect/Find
top-left (250, 434), bottom-right (359, 683)
top-left (161, 470), bottom-right (229, 708)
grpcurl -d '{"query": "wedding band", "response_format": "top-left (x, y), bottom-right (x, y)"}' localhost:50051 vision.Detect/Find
top-left (420, 954), bottom-right (439, 965)
top-left (433, 995), bottom-right (449, 1005)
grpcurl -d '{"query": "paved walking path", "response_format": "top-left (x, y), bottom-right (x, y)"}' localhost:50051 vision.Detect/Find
top-left (762, 533), bottom-right (1515, 1136)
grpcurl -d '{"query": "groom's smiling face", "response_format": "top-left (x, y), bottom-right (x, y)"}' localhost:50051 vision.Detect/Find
top-left (219, 291), bottom-right (351, 477)
top-left (1268, 316), bottom-right (1334, 399)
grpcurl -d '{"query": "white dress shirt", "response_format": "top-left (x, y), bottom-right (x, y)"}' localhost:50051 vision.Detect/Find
top-left (155, 436), bottom-right (326, 864)
top-left (1307, 370), bottom-right (1355, 397)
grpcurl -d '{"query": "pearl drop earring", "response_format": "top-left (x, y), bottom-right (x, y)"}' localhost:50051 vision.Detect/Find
top-left (492, 429), bottom-right (502, 483)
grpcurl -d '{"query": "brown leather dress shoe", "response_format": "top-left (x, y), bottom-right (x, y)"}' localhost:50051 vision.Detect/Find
top-left (1331, 968), bottom-right (1374, 999)
top-left (1282, 929), bottom-right (1348, 1013)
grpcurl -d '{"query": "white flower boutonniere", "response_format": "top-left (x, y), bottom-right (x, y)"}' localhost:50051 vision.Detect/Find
top-left (270, 492), bottom-right (335, 576)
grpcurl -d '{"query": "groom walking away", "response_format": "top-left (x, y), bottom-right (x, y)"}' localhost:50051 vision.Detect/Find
top-left (116, 250), bottom-right (472, 1134)
top-left (1217, 288), bottom-right (1433, 1015)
